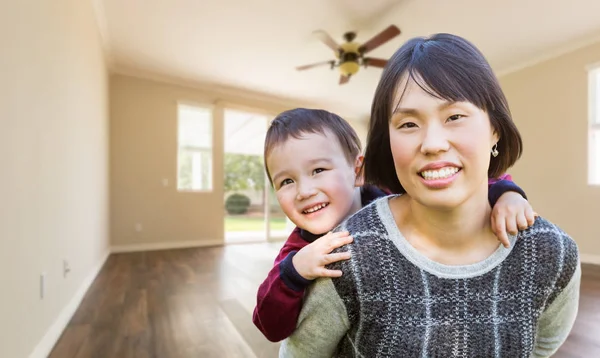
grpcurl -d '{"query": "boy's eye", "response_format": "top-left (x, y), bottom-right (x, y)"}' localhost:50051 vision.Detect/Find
top-left (447, 114), bottom-right (465, 122)
top-left (313, 168), bottom-right (325, 175)
top-left (399, 122), bottom-right (418, 129)
top-left (280, 178), bottom-right (293, 187)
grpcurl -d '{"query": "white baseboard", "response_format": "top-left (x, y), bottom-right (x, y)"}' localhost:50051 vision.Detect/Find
top-left (29, 250), bottom-right (110, 358)
top-left (111, 239), bottom-right (223, 253)
top-left (27, 239), bottom-right (223, 357)
top-left (580, 253), bottom-right (600, 265)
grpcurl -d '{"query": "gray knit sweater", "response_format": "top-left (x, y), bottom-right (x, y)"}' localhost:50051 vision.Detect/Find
top-left (280, 196), bottom-right (581, 358)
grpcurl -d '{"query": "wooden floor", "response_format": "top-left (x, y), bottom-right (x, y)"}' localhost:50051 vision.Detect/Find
top-left (49, 243), bottom-right (600, 358)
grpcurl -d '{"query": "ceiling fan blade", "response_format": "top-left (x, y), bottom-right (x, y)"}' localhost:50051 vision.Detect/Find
top-left (339, 75), bottom-right (350, 85)
top-left (296, 60), bottom-right (335, 71)
top-left (359, 25), bottom-right (401, 54)
top-left (313, 30), bottom-right (341, 53)
top-left (364, 57), bottom-right (388, 68)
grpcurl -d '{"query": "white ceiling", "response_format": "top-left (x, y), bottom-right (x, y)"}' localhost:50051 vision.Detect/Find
top-left (96, 0), bottom-right (600, 119)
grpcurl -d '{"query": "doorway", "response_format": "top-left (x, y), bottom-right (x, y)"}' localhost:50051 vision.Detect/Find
top-left (223, 108), bottom-right (292, 244)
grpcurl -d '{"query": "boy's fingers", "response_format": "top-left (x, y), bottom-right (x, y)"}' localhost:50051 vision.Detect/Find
top-left (320, 231), bottom-right (345, 240)
top-left (492, 217), bottom-right (510, 248)
top-left (525, 207), bottom-right (536, 225)
top-left (516, 212), bottom-right (529, 230)
top-left (323, 252), bottom-right (351, 264)
top-left (317, 268), bottom-right (343, 278)
top-left (321, 231), bottom-right (349, 242)
top-left (498, 231), bottom-right (510, 248)
top-left (505, 217), bottom-right (518, 235)
top-left (329, 231), bottom-right (350, 238)
top-left (339, 236), bottom-right (353, 245)
top-left (325, 236), bottom-right (353, 252)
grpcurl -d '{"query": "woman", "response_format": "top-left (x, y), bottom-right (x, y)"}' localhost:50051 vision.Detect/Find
top-left (280, 33), bottom-right (580, 358)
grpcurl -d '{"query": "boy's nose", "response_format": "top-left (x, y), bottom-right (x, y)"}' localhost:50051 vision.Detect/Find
top-left (296, 182), bottom-right (317, 201)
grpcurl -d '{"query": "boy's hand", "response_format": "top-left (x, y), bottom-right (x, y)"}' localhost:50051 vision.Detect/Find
top-left (292, 231), bottom-right (353, 280)
top-left (491, 191), bottom-right (538, 248)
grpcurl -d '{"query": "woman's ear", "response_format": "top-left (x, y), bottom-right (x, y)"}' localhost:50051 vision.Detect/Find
top-left (492, 127), bottom-right (500, 146)
top-left (354, 155), bottom-right (365, 187)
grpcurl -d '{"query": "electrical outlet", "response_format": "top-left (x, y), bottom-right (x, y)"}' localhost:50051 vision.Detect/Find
top-left (162, 178), bottom-right (169, 187)
top-left (135, 223), bottom-right (142, 232)
top-left (63, 260), bottom-right (71, 277)
top-left (40, 272), bottom-right (46, 299)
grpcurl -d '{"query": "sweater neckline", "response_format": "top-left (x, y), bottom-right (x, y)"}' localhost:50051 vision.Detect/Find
top-left (376, 196), bottom-right (517, 279)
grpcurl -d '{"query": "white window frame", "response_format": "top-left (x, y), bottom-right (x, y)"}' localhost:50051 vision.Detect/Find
top-left (176, 102), bottom-right (214, 192)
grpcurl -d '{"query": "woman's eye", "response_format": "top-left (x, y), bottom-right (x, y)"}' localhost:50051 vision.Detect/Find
top-left (313, 168), bottom-right (325, 175)
top-left (448, 114), bottom-right (465, 122)
top-left (399, 122), bottom-right (418, 129)
top-left (280, 178), bottom-right (293, 187)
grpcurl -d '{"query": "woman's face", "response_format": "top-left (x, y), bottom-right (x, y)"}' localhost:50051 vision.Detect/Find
top-left (389, 77), bottom-right (498, 210)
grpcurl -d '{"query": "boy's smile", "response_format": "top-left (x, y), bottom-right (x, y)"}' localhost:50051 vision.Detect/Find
top-left (266, 130), bottom-right (362, 235)
top-left (302, 202), bottom-right (329, 215)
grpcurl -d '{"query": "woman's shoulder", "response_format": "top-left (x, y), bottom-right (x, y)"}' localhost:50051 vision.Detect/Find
top-left (340, 195), bottom-right (395, 234)
top-left (516, 216), bottom-right (579, 289)
top-left (520, 216), bottom-right (578, 257)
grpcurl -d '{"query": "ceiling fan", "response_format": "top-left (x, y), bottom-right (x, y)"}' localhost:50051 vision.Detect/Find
top-left (296, 25), bottom-right (401, 85)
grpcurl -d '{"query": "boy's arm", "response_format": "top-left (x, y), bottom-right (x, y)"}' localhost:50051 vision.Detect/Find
top-left (253, 230), bottom-right (312, 342)
top-left (488, 172), bottom-right (512, 184)
top-left (488, 175), bottom-right (536, 247)
top-left (254, 228), bottom-right (353, 342)
top-left (487, 174), bottom-right (527, 208)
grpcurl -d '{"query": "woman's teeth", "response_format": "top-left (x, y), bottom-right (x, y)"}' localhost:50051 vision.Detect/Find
top-left (420, 167), bottom-right (459, 180)
top-left (303, 203), bottom-right (328, 214)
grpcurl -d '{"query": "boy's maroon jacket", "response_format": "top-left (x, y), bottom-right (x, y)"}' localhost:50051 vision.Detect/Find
top-left (252, 227), bottom-right (311, 342)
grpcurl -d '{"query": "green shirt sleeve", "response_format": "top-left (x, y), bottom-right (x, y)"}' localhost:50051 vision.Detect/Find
top-left (531, 262), bottom-right (581, 358)
top-left (279, 277), bottom-right (350, 358)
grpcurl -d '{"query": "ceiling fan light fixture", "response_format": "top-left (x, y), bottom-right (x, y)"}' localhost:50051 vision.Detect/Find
top-left (296, 25), bottom-right (401, 85)
top-left (339, 61), bottom-right (360, 77)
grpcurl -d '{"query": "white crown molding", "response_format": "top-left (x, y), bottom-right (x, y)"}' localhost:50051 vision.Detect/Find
top-left (90, 0), bottom-right (114, 68)
top-left (111, 67), bottom-right (367, 122)
top-left (497, 33), bottom-right (600, 77)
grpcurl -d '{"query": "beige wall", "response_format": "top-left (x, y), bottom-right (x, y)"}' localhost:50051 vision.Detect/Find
top-left (109, 74), bottom-right (367, 248)
top-left (500, 43), bottom-right (600, 259)
top-left (0, 0), bottom-right (109, 357)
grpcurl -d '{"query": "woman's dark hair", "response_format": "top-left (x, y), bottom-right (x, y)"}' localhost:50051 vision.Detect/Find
top-left (363, 33), bottom-right (523, 194)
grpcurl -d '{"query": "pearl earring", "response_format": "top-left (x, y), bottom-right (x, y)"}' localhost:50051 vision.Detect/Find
top-left (491, 144), bottom-right (499, 158)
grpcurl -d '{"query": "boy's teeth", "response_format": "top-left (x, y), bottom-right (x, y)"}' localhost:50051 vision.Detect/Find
top-left (420, 167), bottom-right (459, 180)
top-left (304, 203), bottom-right (328, 214)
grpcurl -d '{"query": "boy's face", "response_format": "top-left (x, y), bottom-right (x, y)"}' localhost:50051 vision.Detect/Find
top-left (266, 130), bottom-right (362, 235)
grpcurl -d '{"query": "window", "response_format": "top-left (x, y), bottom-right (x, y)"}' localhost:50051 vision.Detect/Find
top-left (177, 104), bottom-right (213, 191)
top-left (589, 68), bottom-right (600, 185)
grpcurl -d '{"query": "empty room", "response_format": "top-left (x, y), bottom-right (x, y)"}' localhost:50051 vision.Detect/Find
top-left (2, 0), bottom-right (600, 357)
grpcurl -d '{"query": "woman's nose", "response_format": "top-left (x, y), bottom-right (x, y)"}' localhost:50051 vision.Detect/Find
top-left (420, 124), bottom-right (450, 155)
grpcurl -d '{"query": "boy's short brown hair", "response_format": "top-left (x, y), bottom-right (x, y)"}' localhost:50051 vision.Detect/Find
top-left (264, 108), bottom-right (362, 184)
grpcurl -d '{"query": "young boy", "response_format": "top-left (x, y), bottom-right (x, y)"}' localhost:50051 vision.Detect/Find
top-left (253, 108), bottom-right (534, 342)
